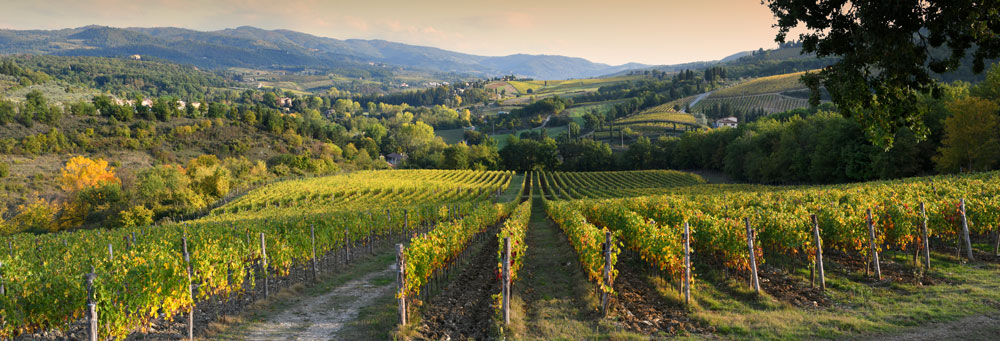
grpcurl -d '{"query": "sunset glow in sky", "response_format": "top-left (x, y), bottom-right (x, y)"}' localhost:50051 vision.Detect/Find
top-left (0, 0), bottom-right (790, 66)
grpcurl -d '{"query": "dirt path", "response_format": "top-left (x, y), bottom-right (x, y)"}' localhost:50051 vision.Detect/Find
top-left (240, 262), bottom-right (396, 340)
top-left (506, 198), bottom-right (605, 338)
top-left (859, 315), bottom-right (1000, 340)
top-left (680, 91), bottom-right (713, 113)
top-left (538, 114), bottom-right (552, 129)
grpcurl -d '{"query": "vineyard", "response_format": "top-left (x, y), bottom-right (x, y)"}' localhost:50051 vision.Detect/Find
top-left (710, 71), bottom-right (810, 98)
top-left (691, 93), bottom-right (811, 115)
top-left (0, 169), bottom-right (513, 340)
top-left (536, 170), bottom-right (707, 200)
top-left (205, 170), bottom-right (512, 219)
top-left (541, 170), bottom-right (1000, 294)
top-left (614, 109), bottom-right (698, 125)
top-left (5, 168), bottom-right (1000, 340)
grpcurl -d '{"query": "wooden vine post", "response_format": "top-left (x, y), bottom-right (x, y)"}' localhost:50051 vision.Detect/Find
top-left (502, 237), bottom-right (511, 325)
top-left (866, 209), bottom-right (882, 280)
top-left (387, 209), bottom-right (393, 245)
top-left (744, 217), bottom-right (760, 294)
top-left (344, 227), bottom-right (351, 264)
top-left (683, 222), bottom-right (691, 306)
top-left (811, 215), bottom-right (826, 291)
top-left (369, 211), bottom-right (375, 255)
top-left (396, 244), bottom-right (407, 326)
top-left (182, 235), bottom-right (194, 340)
top-left (0, 261), bottom-right (5, 297)
top-left (85, 268), bottom-right (98, 341)
top-left (310, 224), bottom-right (318, 281)
top-left (959, 199), bottom-right (975, 261)
top-left (601, 231), bottom-right (612, 317)
top-left (108, 243), bottom-right (113, 260)
top-left (921, 202), bottom-right (931, 269)
top-left (260, 232), bottom-right (269, 298)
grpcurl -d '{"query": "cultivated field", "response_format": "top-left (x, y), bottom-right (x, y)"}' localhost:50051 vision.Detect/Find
top-left (692, 93), bottom-right (812, 114)
top-left (711, 71), bottom-right (810, 98)
top-left (5, 169), bottom-right (1000, 340)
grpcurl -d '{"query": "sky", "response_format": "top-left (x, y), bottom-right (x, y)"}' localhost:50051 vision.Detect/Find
top-left (0, 0), bottom-right (792, 66)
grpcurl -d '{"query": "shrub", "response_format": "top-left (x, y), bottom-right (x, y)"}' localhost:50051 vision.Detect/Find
top-left (118, 205), bottom-right (154, 229)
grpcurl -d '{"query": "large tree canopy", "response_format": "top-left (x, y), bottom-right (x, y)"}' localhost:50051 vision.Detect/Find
top-left (766, 0), bottom-right (1000, 148)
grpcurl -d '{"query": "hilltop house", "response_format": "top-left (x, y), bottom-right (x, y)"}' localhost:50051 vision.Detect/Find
top-left (715, 116), bottom-right (738, 128)
top-left (385, 153), bottom-right (407, 167)
top-left (277, 97), bottom-right (293, 107)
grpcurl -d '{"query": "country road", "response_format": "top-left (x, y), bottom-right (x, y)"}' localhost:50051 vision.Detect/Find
top-left (680, 91), bottom-right (712, 113)
top-left (538, 114), bottom-right (552, 129)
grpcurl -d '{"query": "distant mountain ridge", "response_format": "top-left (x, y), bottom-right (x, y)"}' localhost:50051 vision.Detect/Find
top-left (0, 25), bottom-right (651, 80)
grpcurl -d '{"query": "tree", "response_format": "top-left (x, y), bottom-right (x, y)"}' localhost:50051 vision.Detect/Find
top-left (24, 90), bottom-right (47, 120)
top-left (390, 121), bottom-right (439, 155)
top-left (500, 136), bottom-right (559, 171)
top-left (559, 139), bottom-right (613, 171)
top-left (10, 197), bottom-right (57, 234)
top-left (583, 111), bottom-right (604, 131)
top-left (60, 156), bottom-right (119, 192)
top-left (133, 164), bottom-right (205, 217)
top-left (0, 100), bottom-right (13, 125)
top-left (624, 136), bottom-right (653, 169)
top-left (567, 122), bottom-right (581, 139)
top-left (934, 97), bottom-right (1000, 173)
top-left (469, 143), bottom-right (500, 170)
top-left (443, 143), bottom-right (470, 169)
top-left (767, 0), bottom-right (1000, 148)
top-left (187, 154), bottom-right (231, 199)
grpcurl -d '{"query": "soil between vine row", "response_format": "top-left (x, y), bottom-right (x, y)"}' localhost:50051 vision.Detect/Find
top-left (412, 223), bottom-right (503, 340)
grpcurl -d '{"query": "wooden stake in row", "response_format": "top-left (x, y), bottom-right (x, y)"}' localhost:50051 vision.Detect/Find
top-left (502, 237), bottom-right (511, 325)
top-left (84, 266), bottom-right (97, 341)
top-left (866, 209), bottom-right (882, 280)
top-left (744, 217), bottom-right (760, 294)
top-left (0, 261), bottom-right (5, 297)
top-left (811, 215), bottom-right (826, 291)
top-left (396, 243), bottom-right (407, 326)
top-left (182, 235), bottom-right (194, 340)
top-left (601, 231), bottom-right (612, 316)
top-left (261, 233), bottom-right (269, 299)
top-left (959, 199), bottom-right (975, 261)
top-left (683, 222), bottom-right (691, 305)
top-left (310, 224), bottom-right (318, 282)
top-left (921, 202), bottom-right (931, 270)
top-left (344, 227), bottom-right (351, 264)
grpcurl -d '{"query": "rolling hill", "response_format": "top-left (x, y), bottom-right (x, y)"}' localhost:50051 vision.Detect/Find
top-left (0, 25), bottom-right (649, 80)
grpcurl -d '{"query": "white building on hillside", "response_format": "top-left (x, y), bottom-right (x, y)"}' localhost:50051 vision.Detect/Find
top-left (716, 116), bottom-right (738, 128)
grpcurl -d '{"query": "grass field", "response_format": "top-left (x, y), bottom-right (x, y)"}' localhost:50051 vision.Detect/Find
top-left (435, 127), bottom-right (468, 144)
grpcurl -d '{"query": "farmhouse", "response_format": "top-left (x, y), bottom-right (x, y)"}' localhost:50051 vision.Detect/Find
top-left (715, 116), bottom-right (738, 128)
top-left (385, 153), bottom-right (407, 167)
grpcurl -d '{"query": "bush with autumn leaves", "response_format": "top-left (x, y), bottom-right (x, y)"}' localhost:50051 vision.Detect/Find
top-left (1, 154), bottom-right (270, 234)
